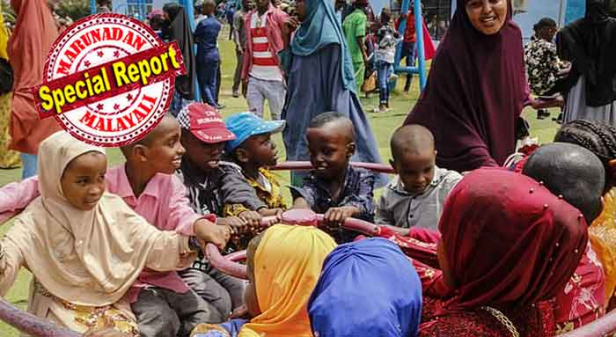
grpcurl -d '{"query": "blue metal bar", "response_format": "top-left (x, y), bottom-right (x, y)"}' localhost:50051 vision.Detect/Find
top-left (91, 0), bottom-right (97, 15)
top-left (414, 0), bottom-right (426, 89)
top-left (396, 66), bottom-right (420, 73)
top-left (393, 0), bottom-right (427, 91)
top-left (393, 0), bottom-right (409, 75)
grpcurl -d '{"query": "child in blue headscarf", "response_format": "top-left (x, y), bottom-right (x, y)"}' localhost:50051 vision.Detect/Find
top-left (308, 238), bottom-right (423, 336)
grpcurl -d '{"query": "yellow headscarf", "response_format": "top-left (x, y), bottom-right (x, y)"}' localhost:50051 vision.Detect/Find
top-left (590, 189), bottom-right (616, 302)
top-left (0, 2), bottom-right (8, 60)
top-left (239, 225), bottom-right (337, 337)
top-left (5, 131), bottom-right (191, 306)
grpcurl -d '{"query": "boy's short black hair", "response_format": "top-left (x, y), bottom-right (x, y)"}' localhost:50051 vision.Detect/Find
top-left (308, 112), bottom-right (356, 141)
top-left (390, 124), bottom-right (435, 161)
top-left (522, 142), bottom-right (605, 224)
top-left (120, 113), bottom-right (175, 157)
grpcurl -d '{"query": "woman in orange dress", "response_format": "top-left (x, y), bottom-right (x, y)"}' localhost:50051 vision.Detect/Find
top-left (8, 0), bottom-right (61, 178)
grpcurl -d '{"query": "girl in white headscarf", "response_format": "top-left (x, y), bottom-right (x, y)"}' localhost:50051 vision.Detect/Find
top-left (0, 131), bottom-right (200, 335)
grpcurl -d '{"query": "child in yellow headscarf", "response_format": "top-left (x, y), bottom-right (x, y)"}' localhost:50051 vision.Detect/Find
top-left (191, 224), bottom-right (337, 337)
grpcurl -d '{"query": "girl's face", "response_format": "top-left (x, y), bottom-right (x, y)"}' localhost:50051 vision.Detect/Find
top-left (539, 26), bottom-right (557, 42)
top-left (465, 0), bottom-right (507, 35)
top-left (61, 152), bottom-right (107, 211)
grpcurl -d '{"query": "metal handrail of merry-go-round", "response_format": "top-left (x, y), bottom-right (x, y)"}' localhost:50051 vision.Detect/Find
top-left (2, 162), bottom-right (615, 336)
top-left (205, 161), bottom-right (394, 279)
top-left (205, 161), bottom-right (616, 336)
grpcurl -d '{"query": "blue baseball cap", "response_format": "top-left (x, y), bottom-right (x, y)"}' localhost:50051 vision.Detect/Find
top-left (224, 113), bottom-right (285, 153)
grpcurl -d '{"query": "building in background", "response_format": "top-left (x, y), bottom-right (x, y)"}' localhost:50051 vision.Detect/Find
top-left (389, 0), bottom-right (589, 41)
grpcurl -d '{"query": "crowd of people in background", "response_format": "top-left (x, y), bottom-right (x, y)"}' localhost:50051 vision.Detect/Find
top-left (1, 0), bottom-right (616, 336)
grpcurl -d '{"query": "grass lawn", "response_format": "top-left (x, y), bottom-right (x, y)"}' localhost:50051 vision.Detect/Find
top-left (0, 32), bottom-right (562, 335)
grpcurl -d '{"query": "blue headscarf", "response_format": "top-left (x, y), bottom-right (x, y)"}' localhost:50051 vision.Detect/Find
top-left (290, 0), bottom-right (356, 91)
top-left (308, 238), bottom-right (422, 337)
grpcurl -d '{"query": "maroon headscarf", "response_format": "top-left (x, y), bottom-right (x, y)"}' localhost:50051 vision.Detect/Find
top-left (439, 169), bottom-right (588, 312)
top-left (404, 0), bottom-right (527, 172)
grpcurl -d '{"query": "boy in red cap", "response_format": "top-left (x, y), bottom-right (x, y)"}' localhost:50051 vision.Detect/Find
top-left (176, 103), bottom-right (268, 320)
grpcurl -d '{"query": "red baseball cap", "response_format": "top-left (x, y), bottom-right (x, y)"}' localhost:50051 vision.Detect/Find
top-left (177, 103), bottom-right (236, 144)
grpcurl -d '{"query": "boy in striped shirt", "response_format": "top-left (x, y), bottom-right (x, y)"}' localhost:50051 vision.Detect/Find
top-left (241, 0), bottom-right (289, 120)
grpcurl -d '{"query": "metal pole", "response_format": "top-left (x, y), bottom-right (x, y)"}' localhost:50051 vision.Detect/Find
top-left (91, 0), bottom-right (97, 15)
top-left (393, 0), bottom-right (427, 91)
top-left (393, 0), bottom-right (409, 75)
top-left (414, 0), bottom-right (426, 90)
top-left (558, 0), bottom-right (568, 27)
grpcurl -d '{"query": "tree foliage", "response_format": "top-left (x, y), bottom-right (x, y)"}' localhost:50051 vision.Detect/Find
top-left (54, 0), bottom-right (91, 21)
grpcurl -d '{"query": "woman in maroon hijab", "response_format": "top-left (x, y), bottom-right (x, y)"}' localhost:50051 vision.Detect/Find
top-left (420, 169), bottom-right (588, 337)
top-left (404, 0), bottom-right (527, 173)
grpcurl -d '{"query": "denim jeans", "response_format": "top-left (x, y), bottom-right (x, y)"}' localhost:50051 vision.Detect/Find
top-left (21, 153), bottom-right (37, 180)
top-left (197, 58), bottom-right (220, 106)
top-left (377, 61), bottom-right (393, 105)
top-left (402, 41), bottom-right (417, 88)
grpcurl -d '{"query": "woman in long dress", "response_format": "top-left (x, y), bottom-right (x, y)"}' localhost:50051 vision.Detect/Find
top-left (162, 3), bottom-right (196, 116)
top-left (557, 0), bottom-right (616, 124)
top-left (8, 0), bottom-right (61, 178)
top-left (404, 0), bottom-right (527, 173)
top-left (280, 0), bottom-right (386, 186)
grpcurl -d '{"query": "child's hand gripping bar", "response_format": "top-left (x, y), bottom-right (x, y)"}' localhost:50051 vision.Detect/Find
top-left (205, 209), bottom-right (382, 280)
top-left (270, 161), bottom-right (395, 174)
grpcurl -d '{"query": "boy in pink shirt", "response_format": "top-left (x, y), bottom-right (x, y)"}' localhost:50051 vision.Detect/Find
top-left (0, 115), bottom-right (232, 337)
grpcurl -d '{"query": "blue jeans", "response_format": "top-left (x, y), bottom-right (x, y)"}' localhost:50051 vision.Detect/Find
top-left (21, 153), bottom-right (37, 180)
top-left (377, 61), bottom-right (393, 105)
top-left (402, 41), bottom-right (417, 87)
top-left (197, 58), bottom-right (220, 107)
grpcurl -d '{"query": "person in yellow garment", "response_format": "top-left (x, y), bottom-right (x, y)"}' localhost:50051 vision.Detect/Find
top-left (0, 1), bottom-right (20, 169)
top-left (190, 225), bottom-right (337, 337)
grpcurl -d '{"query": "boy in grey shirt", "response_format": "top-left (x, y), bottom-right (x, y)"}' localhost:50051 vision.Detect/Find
top-left (376, 125), bottom-right (462, 233)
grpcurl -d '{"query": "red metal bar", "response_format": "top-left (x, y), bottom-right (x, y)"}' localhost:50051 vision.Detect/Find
top-left (0, 297), bottom-right (80, 337)
top-left (271, 161), bottom-right (395, 174)
top-left (561, 310), bottom-right (616, 337)
top-left (206, 210), bottom-right (382, 280)
top-left (224, 250), bottom-right (247, 263)
top-left (205, 244), bottom-right (248, 279)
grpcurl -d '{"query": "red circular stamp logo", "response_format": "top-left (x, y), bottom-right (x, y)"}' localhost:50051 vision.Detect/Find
top-left (31, 13), bottom-right (186, 147)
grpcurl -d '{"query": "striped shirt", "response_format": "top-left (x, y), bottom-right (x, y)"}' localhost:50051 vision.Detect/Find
top-left (249, 12), bottom-right (283, 81)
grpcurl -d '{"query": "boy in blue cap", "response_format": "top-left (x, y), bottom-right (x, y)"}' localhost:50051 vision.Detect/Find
top-left (224, 112), bottom-right (287, 217)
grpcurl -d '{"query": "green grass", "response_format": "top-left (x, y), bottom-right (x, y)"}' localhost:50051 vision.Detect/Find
top-left (0, 33), bottom-right (562, 335)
